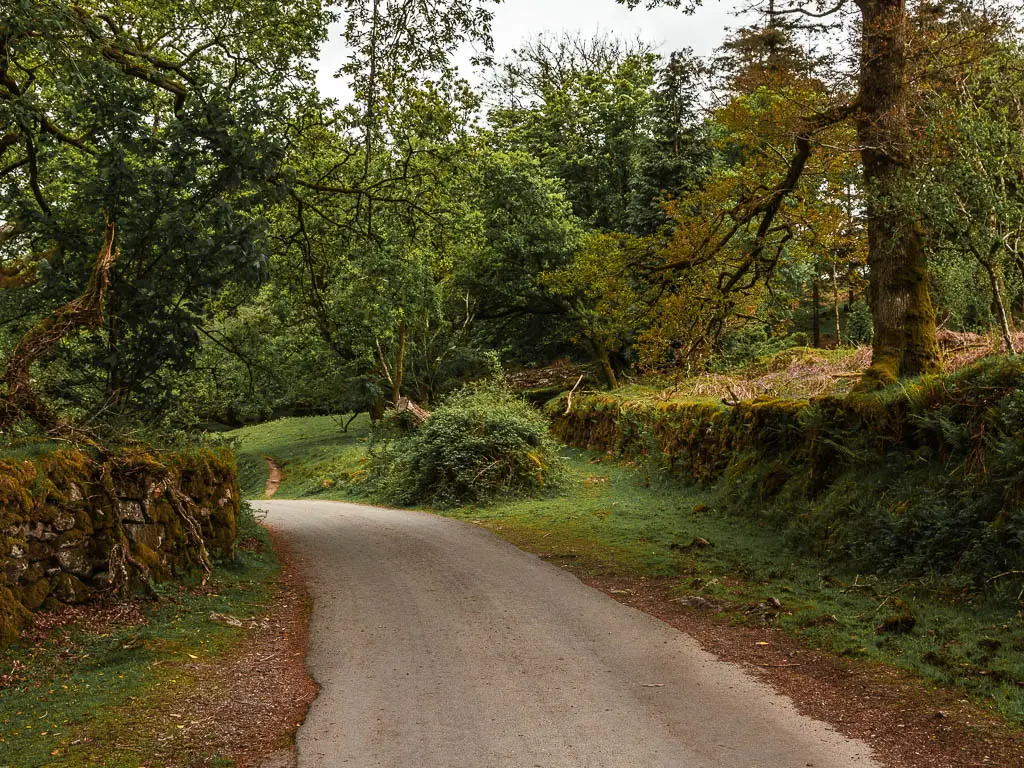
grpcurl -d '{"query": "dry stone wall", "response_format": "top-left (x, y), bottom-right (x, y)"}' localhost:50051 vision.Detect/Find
top-left (1, 447), bottom-right (240, 642)
top-left (546, 357), bottom-right (1024, 580)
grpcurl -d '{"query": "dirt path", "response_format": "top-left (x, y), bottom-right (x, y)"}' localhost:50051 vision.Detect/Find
top-left (264, 457), bottom-right (283, 498)
top-left (257, 499), bottom-right (879, 768)
top-left (172, 528), bottom-right (316, 767)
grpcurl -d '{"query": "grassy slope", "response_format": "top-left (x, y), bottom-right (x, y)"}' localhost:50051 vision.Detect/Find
top-left (227, 415), bottom-right (1024, 725)
top-left (0, 507), bottom-right (277, 768)
top-left (227, 414), bottom-right (372, 501)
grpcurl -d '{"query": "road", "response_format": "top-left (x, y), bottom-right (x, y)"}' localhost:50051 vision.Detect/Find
top-left (257, 499), bottom-right (879, 768)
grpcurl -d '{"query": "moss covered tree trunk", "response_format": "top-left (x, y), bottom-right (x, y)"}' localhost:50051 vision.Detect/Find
top-left (856, 0), bottom-right (941, 387)
top-left (589, 336), bottom-right (618, 390)
top-left (832, 262), bottom-right (843, 346)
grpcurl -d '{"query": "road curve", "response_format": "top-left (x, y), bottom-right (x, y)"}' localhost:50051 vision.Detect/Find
top-left (257, 499), bottom-right (879, 768)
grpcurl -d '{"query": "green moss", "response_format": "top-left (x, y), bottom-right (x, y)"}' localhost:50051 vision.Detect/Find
top-left (133, 542), bottom-right (166, 577)
top-left (0, 445), bottom-right (241, 641)
top-left (0, 586), bottom-right (33, 642)
top-left (51, 573), bottom-right (91, 604)
top-left (552, 356), bottom-right (1024, 581)
top-left (18, 578), bottom-right (52, 611)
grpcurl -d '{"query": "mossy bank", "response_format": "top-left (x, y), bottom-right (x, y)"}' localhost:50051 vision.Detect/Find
top-left (548, 357), bottom-right (1024, 585)
top-left (1, 445), bottom-right (240, 642)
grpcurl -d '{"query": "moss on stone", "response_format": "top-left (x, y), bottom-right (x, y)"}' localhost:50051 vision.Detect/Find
top-left (18, 577), bottom-right (52, 611)
top-left (132, 542), bottom-right (166, 578)
top-left (552, 356), bottom-right (1024, 580)
top-left (0, 587), bottom-right (32, 643)
top-left (0, 444), bottom-right (242, 644)
top-left (51, 572), bottom-right (91, 604)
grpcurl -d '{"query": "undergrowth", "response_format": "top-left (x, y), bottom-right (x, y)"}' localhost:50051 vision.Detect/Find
top-left (551, 356), bottom-right (1024, 585)
top-left (0, 503), bottom-right (277, 768)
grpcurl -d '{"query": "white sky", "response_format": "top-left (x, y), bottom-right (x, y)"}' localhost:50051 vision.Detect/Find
top-left (315, 0), bottom-right (746, 102)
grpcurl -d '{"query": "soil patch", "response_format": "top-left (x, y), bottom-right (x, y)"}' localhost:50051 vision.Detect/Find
top-left (166, 527), bottom-right (316, 767)
top-left (264, 457), bottom-right (283, 499)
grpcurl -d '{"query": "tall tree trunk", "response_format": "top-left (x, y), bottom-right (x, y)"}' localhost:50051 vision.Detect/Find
top-left (392, 317), bottom-right (406, 405)
top-left (590, 336), bottom-right (618, 390)
top-left (987, 263), bottom-right (1017, 355)
top-left (832, 260), bottom-right (843, 346)
top-left (812, 279), bottom-right (821, 348)
top-left (856, 0), bottom-right (941, 388)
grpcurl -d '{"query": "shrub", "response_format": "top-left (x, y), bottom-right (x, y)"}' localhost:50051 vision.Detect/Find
top-left (713, 326), bottom-right (808, 371)
top-left (366, 384), bottom-right (565, 507)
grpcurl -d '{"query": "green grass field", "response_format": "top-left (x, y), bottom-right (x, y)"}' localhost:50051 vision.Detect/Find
top-left (0, 506), bottom-right (278, 768)
top-left (226, 414), bottom-right (373, 501)
top-left (228, 414), bottom-right (1024, 725)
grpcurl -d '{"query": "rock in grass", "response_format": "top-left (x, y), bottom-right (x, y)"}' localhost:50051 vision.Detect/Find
top-left (876, 614), bottom-right (916, 634)
top-left (876, 598), bottom-right (915, 634)
top-left (672, 596), bottom-right (724, 612)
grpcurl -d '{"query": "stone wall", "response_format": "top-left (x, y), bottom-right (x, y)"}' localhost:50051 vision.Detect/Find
top-left (1, 447), bottom-right (240, 642)
top-left (546, 357), bottom-right (1024, 581)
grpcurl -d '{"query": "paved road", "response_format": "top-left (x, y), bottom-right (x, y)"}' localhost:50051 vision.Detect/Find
top-left (258, 500), bottom-right (879, 768)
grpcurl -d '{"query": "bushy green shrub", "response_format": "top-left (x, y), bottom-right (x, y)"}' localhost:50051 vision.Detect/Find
top-left (713, 326), bottom-right (808, 371)
top-left (366, 384), bottom-right (565, 507)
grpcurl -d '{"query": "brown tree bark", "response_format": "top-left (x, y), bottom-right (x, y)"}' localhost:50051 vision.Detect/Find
top-left (812, 279), bottom-right (821, 348)
top-left (0, 222), bottom-right (117, 439)
top-left (855, 0), bottom-right (942, 387)
top-left (392, 317), bottom-right (406, 405)
top-left (832, 261), bottom-right (843, 346)
top-left (986, 262), bottom-right (1017, 356)
top-left (590, 336), bottom-right (619, 390)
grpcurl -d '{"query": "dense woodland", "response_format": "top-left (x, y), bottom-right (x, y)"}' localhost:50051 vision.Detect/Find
top-left (8, 8), bottom-right (1024, 753)
top-left (2, 0), bottom-right (1024, 436)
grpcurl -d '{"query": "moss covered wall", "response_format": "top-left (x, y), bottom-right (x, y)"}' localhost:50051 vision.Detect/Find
top-left (548, 358), bottom-right (1024, 581)
top-left (1, 447), bottom-right (240, 642)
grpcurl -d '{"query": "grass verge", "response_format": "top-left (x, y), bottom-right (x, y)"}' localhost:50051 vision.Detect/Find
top-left (226, 414), bottom-right (1024, 727)
top-left (0, 504), bottom-right (278, 768)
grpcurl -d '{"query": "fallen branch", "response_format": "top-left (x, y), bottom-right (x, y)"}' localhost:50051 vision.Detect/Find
top-left (986, 570), bottom-right (1024, 584)
top-left (983, 569), bottom-right (1024, 606)
top-left (395, 396), bottom-right (431, 424)
top-left (564, 375), bottom-right (585, 416)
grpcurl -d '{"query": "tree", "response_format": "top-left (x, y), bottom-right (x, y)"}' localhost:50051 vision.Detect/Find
top-left (619, 0), bottom-right (950, 384)
top-left (0, 0), bottom-right (329, 424)
top-left (636, 71), bottom-right (858, 363)
top-left (542, 231), bottom-right (652, 387)
top-left (453, 150), bottom-right (584, 366)
top-left (272, 0), bottom-right (499, 414)
top-left (487, 33), bottom-right (666, 232)
top-left (909, 30), bottom-right (1024, 354)
top-left (627, 50), bottom-right (714, 235)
